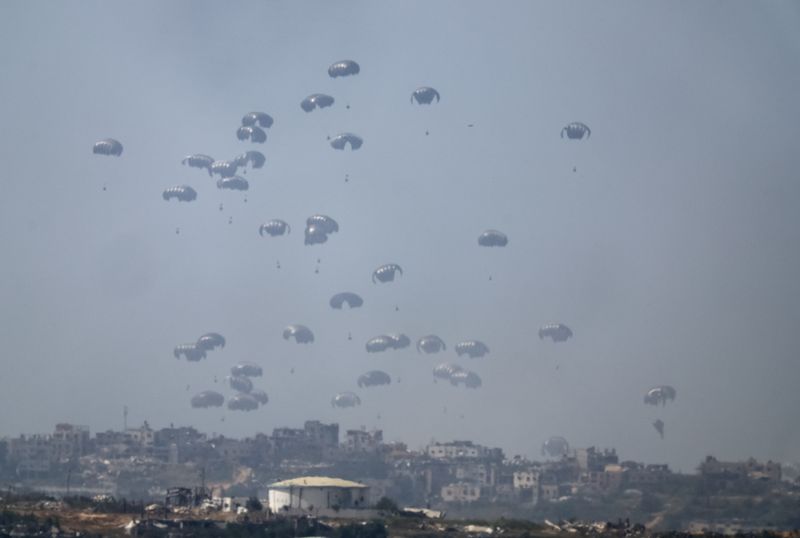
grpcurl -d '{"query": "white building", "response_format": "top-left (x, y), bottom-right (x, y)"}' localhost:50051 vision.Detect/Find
top-left (268, 476), bottom-right (369, 515)
top-left (441, 482), bottom-right (481, 503)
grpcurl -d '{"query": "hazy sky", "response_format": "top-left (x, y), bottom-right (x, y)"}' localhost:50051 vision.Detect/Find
top-left (1, 1), bottom-right (799, 472)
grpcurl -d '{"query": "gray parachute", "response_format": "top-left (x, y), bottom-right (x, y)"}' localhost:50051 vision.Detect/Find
top-left (93, 138), bottom-right (123, 156)
top-left (478, 230), bottom-right (508, 247)
top-left (191, 391), bottom-right (224, 408)
top-left (328, 60), bottom-right (360, 78)
top-left (538, 323), bottom-right (573, 342)
top-left (211, 160), bottom-right (238, 178)
top-left (450, 369), bottom-right (482, 389)
top-left (372, 263), bottom-right (403, 284)
top-left (250, 389), bottom-right (269, 405)
top-left (259, 220), bottom-right (291, 237)
top-left (228, 394), bottom-right (259, 411)
top-left (386, 334), bottom-right (410, 349)
top-left (411, 87), bottom-right (440, 105)
top-left (433, 362), bottom-right (465, 382)
top-left (644, 386), bottom-right (677, 406)
top-left (197, 333), bottom-right (225, 351)
top-left (241, 112), bottom-right (274, 129)
top-left (217, 176), bottom-right (249, 191)
top-left (305, 215), bottom-right (338, 245)
top-left (231, 362), bottom-right (263, 378)
top-left (283, 324), bottom-right (314, 344)
top-left (357, 370), bottom-right (392, 388)
top-left (330, 133), bottom-right (363, 151)
top-left (417, 335), bottom-right (446, 354)
top-left (163, 186), bottom-right (197, 202)
top-left (455, 340), bottom-right (489, 358)
top-left (237, 125), bottom-right (267, 144)
top-left (330, 292), bottom-right (363, 309)
top-left (366, 335), bottom-right (394, 353)
top-left (182, 154), bottom-right (214, 175)
top-left (233, 150), bottom-right (266, 170)
top-left (541, 436), bottom-right (570, 458)
top-left (331, 391), bottom-right (361, 408)
top-left (228, 375), bottom-right (253, 394)
top-left (174, 343), bottom-right (206, 362)
top-left (301, 93), bottom-right (335, 112)
top-left (561, 122), bottom-right (591, 140)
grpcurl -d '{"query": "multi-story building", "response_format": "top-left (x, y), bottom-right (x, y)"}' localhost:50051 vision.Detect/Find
top-left (441, 482), bottom-right (481, 503)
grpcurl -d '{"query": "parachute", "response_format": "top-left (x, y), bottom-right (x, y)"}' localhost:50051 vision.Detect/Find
top-left (644, 386), bottom-right (677, 406)
top-left (217, 176), bottom-right (249, 191)
top-left (478, 230), bottom-right (508, 247)
top-left (372, 263), bottom-right (403, 283)
top-left (236, 125), bottom-right (267, 143)
top-left (541, 436), bottom-right (570, 458)
top-left (301, 93), bottom-right (335, 112)
top-left (250, 389), bottom-right (269, 405)
top-left (228, 394), bottom-right (259, 411)
top-left (538, 323), bottom-right (573, 342)
top-left (561, 122), bottom-right (591, 140)
top-left (450, 369), bottom-right (482, 389)
top-left (259, 220), bottom-right (291, 237)
top-left (330, 133), bottom-right (363, 151)
top-left (233, 150), bottom-right (266, 169)
top-left (174, 343), bottom-right (206, 362)
top-left (93, 138), bottom-right (123, 156)
top-left (228, 375), bottom-right (253, 394)
top-left (211, 160), bottom-right (238, 178)
top-left (305, 215), bottom-right (338, 245)
top-left (653, 419), bottom-right (665, 439)
top-left (433, 362), bottom-right (465, 381)
top-left (411, 87), bottom-right (440, 105)
top-left (330, 292), bottom-right (363, 309)
top-left (331, 391), bottom-right (361, 408)
top-left (305, 224), bottom-right (329, 245)
top-left (241, 112), bottom-right (274, 129)
top-left (357, 370), bottom-right (391, 388)
top-left (231, 362), bottom-right (263, 378)
top-left (417, 335), bottom-right (446, 354)
top-left (197, 333), bottom-right (225, 351)
top-left (366, 335), bottom-right (394, 353)
top-left (283, 325), bottom-right (314, 344)
top-left (455, 340), bottom-right (489, 358)
top-left (328, 60), bottom-right (360, 78)
top-left (386, 334), bottom-right (410, 349)
top-left (182, 154), bottom-right (214, 175)
top-left (163, 186), bottom-right (197, 202)
top-left (191, 391), bottom-right (224, 408)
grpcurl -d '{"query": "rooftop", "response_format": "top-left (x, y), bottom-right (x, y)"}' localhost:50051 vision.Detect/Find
top-left (269, 476), bottom-right (368, 489)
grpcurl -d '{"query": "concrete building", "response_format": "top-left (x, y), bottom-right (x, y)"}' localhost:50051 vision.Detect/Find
top-left (268, 476), bottom-right (369, 515)
top-left (441, 482), bottom-right (481, 503)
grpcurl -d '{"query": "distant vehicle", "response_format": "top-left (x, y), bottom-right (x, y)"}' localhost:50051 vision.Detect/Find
top-left (328, 60), bottom-right (360, 78)
top-left (93, 138), bottom-right (123, 156)
top-left (538, 323), bottom-right (573, 342)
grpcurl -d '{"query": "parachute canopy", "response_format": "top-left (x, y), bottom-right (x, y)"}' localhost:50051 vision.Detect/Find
top-left (417, 335), bottom-right (446, 354)
top-left (237, 125), bottom-right (267, 143)
top-left (250, 389), bottom-right (269, 405)
top-left (644, 385), bottom-right (677, 406)
top-left (478, 230), bottom-right (508, 247)
top-left (455, 340), bottom-right (489, 358)
top-left (228, 394), bottom-right (259, 411)
top-left (211, 160), bottom-right (238, 178)
top-left (241, 112), bottom-right (274, 129)
top-left (330, 133), bottom-right (363, 151)
top-left (197, 333), bottom-right (225, 351)
top-left (331, 391), bottom-right (361, 408)
top-left (228, 375), bottom-right (253, 394)
top-left (163, 186), bottom-right (197, 202)
top-left (561, 122), bottom-right (591, 140)
top-left (93, 138), bottom-right (123, 156)
top-left (330, 292), bottom-right (363, 309)
top-left (328, 60), bottom-right (360, 78)
top-left (182, 154), bottom-right (214, 175)
top-left (283, 324), bottom-right (314, 344)
top-left (358, 370), bottom-right (391, 388)
top-left (174, 343), bottom-right (206, 362)
top-left (538, 323), bottom-right (573, 342)
top-left (301, 93), bottom-right (335, 112)
top-left (259, 220), bottom-right (291, 237)
top-left (233, 150), bottom-right (266, 169)
top-left (191, 391), bottom-right (224, 409)
top-left (217, 176), bottom-right (249, 191)
top-left (372, 263), bottom-right (403, 284)
top-left (411, 87), bottom-right (440, 105)
top-left (231, 362), bottom-right (263, 378)
top-left (542, 436), bottom-right (570, 458)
